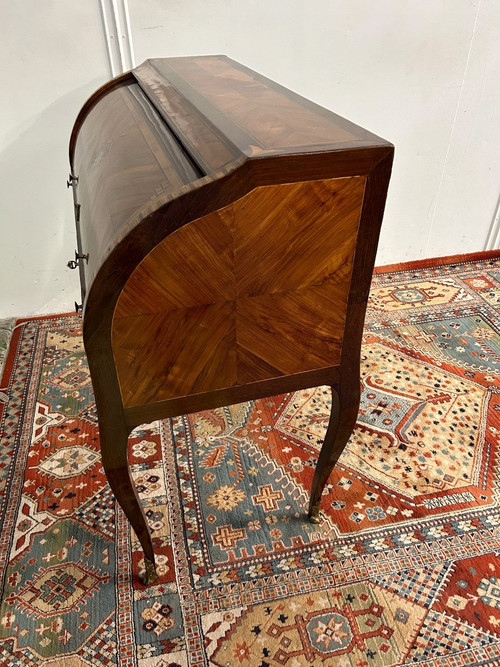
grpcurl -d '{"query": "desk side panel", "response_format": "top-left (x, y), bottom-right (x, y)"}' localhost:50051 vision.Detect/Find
top-left (112, 175), bottom-right (366, 409)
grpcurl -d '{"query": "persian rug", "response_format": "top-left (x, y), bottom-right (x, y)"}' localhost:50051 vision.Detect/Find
top-left (1, 252), bottom-right (500, 666)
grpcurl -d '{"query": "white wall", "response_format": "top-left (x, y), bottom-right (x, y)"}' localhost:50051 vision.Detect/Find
top-left (0, 1), bottom-right (110, 318)
top-left (1, 0), bottom-right (499, 318)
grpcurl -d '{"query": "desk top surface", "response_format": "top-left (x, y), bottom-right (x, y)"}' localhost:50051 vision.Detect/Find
top-left (137, 56), bottom-right (387, 160)
top-left (72, 55), bottom-right (390, 175)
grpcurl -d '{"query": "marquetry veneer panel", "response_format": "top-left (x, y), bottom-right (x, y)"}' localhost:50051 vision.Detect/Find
top-left (112, 175), bottom-right (366, 409)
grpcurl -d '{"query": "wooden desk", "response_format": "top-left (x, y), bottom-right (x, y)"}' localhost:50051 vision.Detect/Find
top-left (68, 56), bottom-right (393, 584)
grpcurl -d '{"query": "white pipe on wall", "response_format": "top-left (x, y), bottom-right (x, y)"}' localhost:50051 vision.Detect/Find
top-left (485, 195), bottom-right (500, 250)
top-left (111, 0), bottom-right (135, 72)
top-left (99, 0), bottom-right (135, 76)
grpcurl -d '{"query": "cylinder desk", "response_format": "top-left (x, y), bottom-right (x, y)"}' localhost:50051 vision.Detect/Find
top-left (68, 55), bottom-right (393, 584)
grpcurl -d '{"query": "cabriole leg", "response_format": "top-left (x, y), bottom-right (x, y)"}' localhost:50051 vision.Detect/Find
top-left (308, 384), bottom-right (360, 524)
top-left (99, 420), bottom-right (158, 585)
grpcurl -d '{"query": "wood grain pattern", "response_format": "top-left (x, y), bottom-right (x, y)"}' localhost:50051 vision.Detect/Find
top-left (234, 177), bottom-right (365, 296)
top-left (69, 55), bottom-right (393, 583)
top-left (148, 57), bottom-right (358, 153)
top-left (112, 176), bottom-right (365, 408)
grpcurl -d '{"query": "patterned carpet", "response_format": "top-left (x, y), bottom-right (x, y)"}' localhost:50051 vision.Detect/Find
top-left (1, 252), bottom-right (500, 666)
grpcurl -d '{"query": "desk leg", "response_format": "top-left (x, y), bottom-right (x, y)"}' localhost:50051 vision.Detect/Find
top-left (308, 385), bottom-right (359, 523)
top-left (100, 422), bottom-right (158, 585)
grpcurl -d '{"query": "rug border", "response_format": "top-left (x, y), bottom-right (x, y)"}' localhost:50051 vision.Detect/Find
top-left (15, 311), bottom-right (78, 325)
top-left (374, 248), bottom-right (500, 274)
top-left (1, 313), bottom-right (79, 390)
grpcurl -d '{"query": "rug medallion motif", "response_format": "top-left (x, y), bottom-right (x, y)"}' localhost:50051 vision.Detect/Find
top-left (1, 255), bottom-right (500, 665)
